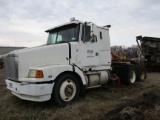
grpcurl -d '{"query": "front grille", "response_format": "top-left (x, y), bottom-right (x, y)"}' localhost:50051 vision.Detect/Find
top-left (4, 54), bottom-right (18, 80)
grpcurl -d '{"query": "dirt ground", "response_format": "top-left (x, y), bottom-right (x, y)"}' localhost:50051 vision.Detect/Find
top-left (0, 68), bottom-right (160, 120)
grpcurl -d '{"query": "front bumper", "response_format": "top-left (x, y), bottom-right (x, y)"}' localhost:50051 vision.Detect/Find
top-left (5, 79), bottom-right (54, 102)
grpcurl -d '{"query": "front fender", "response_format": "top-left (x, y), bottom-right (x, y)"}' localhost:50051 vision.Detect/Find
top-left (26, 65), bottom-right (86, 85)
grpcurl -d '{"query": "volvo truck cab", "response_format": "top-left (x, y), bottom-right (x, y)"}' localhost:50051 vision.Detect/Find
top-left (4, 18), bottom-right (145, 106)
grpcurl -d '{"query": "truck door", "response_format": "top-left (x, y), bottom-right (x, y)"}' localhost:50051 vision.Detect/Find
top-left (77, 24), bottom-right (101, 67)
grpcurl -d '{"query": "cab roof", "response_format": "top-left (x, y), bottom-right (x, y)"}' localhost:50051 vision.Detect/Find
top-left (45, 19), bottom-right (110, 32)
top-left (45, 20), bottom-right (82, 32)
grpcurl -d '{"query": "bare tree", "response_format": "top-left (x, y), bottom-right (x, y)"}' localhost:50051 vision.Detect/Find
top-left (111, 45), bottom-right (140, 60)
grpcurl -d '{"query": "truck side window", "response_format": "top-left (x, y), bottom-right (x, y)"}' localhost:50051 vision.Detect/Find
top-left (81, 25), bottom-right (91, 42)
top-left (100, 32), bottom-right (102, 39)
top-left (47, 33), bottom-right (57, 44)
top-left (92, 34), bottom-right (97, 42)
top-left (56, 35), bottom-right (62, 42)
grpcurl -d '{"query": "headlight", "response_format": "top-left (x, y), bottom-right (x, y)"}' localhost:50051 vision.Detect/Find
top-left (28, 70), bottom-right (44, 78)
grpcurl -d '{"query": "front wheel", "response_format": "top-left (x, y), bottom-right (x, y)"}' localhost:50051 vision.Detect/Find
top-left (52, 74), bottom-right (80, 107)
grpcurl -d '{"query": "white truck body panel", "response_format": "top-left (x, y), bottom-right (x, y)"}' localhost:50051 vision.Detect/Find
top-left (15, 43), bottom-right (69, 79)
top-left (70, 24), bottom-right (111, 68)
top-left (6, 79), bottom-right (54, 101)
top-left (27, 65), bottom-right (86, 85)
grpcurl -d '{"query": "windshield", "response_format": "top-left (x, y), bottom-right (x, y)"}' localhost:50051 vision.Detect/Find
top-left (46, 24), bottom-right (79, 44)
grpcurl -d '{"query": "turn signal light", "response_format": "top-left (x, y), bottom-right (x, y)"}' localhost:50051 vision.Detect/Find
top-left (35, 70), bottom-right (44, 78)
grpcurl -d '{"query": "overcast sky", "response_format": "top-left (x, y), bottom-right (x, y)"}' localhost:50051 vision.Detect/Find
top-left (0, 0), bottom-right (160, 47)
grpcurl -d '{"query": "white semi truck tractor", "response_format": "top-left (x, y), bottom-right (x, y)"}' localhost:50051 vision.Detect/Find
top-left (4, 18), bottom-right (146, 106)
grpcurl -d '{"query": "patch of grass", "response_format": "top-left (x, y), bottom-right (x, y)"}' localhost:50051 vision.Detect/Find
top-left (0, 69), bottom-right (160, 120)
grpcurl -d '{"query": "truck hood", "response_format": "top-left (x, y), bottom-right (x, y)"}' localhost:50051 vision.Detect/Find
top-left (5, 43), bottom-right (70, 80)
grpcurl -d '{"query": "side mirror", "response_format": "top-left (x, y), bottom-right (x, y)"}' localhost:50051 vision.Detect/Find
top-left (82, 22), bottom-right (96, 43)
top-left (90, 34), bottom-right (97, 43)
top-left (83, 23), bottom-right (91, 43)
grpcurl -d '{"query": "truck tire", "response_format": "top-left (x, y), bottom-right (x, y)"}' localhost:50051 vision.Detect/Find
top-left (52, 74), bottom-right (80, 107)
top-left (137, 66), bottom-right (147, 81)
top-left (124, 67), bottom-right (137, 85)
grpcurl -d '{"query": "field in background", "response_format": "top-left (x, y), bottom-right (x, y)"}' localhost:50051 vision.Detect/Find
top-left (0, 69), bottom-right (160, 120)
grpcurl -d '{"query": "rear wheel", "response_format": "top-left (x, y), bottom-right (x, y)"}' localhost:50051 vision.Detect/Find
top-left (138, 67), bottom-right (147, 81)
top-left (129, 69), bottom-right (136, 83)
top-left (124, 67), bottom-right (137, 85)
top-left (52, 74), bottom-right (80, 107)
